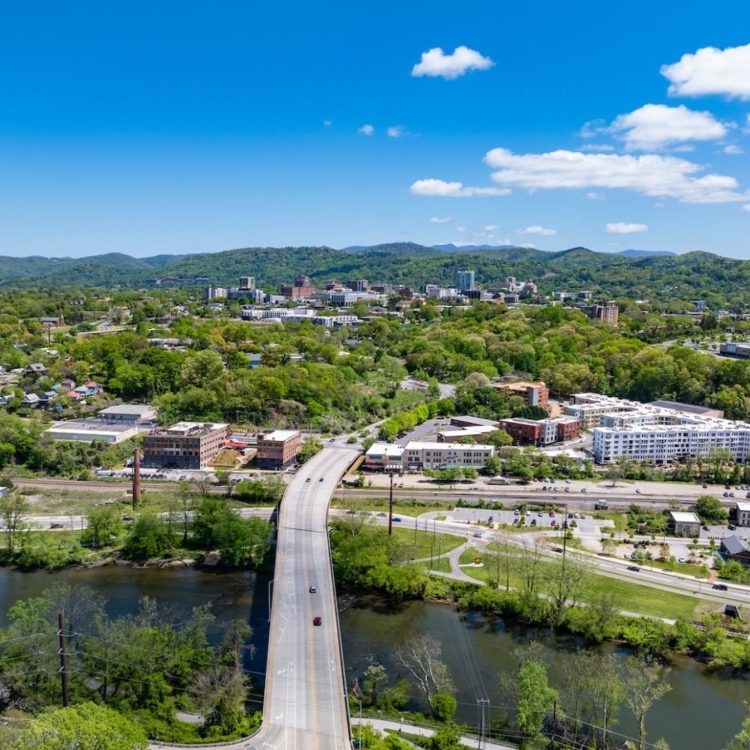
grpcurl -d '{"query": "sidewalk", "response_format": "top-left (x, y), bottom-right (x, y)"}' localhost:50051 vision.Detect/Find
top-left (353, 717), bottom-right (516, 750)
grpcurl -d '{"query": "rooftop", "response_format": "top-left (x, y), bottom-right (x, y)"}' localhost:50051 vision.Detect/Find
top-left (260, 430), bottom-right (300, 442)
top-left (669, 511), bottom-right (701, 524)
top-left (98, 404), bottom-right (155, 416)
top-left (47, 419), bottom-right (139, 435)
top-left (406, 441), bottom-right (492, 451)
top-left (150, 422), bottom-right (229, 437)
top-left (365, 443), bottom-right (405, 458)
top-left (723, 536), bottom-right (750, 556)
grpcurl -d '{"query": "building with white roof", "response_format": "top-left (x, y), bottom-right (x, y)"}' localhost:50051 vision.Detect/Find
top-left (46, 420), bottom-right (140, 443)
top-left (97, 404), bottom-right (157, 423)
top-left (403, 442), bottom-right (494, 471)
top-left (668, 511), bottom-right (701, 537)
top-left (736, 502), bottom-right (750, 527)
top-left (257, 430), bottom-right (301, 470)
top-left (364, 443), bottom-right (406, 471)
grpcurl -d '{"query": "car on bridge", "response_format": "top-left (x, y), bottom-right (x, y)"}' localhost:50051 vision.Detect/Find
top-left (309, 585), bottom-right (317, 593)
top-left (313, 616), bottom-right (322, 626)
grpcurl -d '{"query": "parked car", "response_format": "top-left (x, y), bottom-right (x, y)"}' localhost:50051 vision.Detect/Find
top-left (729, 524), bottom-right (737, 530)
top-left (530, 519), bottom-right (537, 526)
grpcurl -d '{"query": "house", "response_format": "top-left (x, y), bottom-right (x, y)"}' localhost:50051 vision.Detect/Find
top-left (40, 316), bottom-right (64, 326)
top-left (0, 395), bottom-right (9, 406)
top-left (21, 393), bottom-right (41, 408)
top-left (39, 391), bottom-right (58, 405)
top-left (25, 363), bottom-right (47, 375)
top-left (668, 511), bottom-right (701, 537)
top-left (722, 536), bottom-right (750, 567)
top-left (60, 379), bottom-right (76, 390)
top-left (73, 382), bottom-right (102, 398)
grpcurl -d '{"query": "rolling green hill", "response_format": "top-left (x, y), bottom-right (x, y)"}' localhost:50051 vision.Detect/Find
top-left (1, 242), bottom-right (749, 308)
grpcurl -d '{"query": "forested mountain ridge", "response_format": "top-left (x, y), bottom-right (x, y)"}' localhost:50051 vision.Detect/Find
top-left (0, 243), bottom-right (748, 307)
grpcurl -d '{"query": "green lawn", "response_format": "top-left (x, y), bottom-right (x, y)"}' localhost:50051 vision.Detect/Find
top-left (332, 497), bottom-right (453, 517)
top-left (423, 557), bottom-right (452, 573)
top-left (455, 545), bottom-right (700, 621)
top-left (391, 527), bottom-right (466, 560)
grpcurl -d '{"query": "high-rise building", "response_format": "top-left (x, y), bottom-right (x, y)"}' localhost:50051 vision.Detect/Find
top-left (455, 270), bottom-right (475, 291)
top-left (586, 303), bottom-right (619, 325)
top-left (239, 276), bottom-right (255, 290)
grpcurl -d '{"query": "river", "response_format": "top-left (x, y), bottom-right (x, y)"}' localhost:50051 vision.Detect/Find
top-left (0, 567), bottom-right (746, 748)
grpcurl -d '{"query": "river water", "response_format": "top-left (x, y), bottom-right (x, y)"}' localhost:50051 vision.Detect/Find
top-left (0, 567), bottom-right (746, 749)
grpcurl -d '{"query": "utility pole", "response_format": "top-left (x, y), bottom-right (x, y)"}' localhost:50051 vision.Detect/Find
top-left (57, 611), bottom-right (69, 707)
top-left (477, 698), bottom-right (489, 749)
top-left (388, 471), bottom-right (394, 536)
top-left (562, 502), bottom-right (568, 563)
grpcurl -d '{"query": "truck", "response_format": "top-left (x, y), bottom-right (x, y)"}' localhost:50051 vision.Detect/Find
top-left (595, 499), bottom-right (608, 510)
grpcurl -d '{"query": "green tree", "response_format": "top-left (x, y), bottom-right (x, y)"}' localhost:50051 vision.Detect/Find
top-left (83, 504), bottom-right (124, 547)
top-left (482, 429), bottom-right (513, 448)
top-left (11, 702), bottom-right (148, 750)
top-left (724, 703), bottom-right (750, 750)
top-left (623, 657), bottom-right (672, 750)
top-left (180, 349), bottom-right (224, 387)
top-left (298, 436), bottom-right (323, 464)
top-left (431, 691), bottom-right (457, 723)
top-left (483, 455), bottom-right (502, 476)
top-left (0, 492), bottom-right (29, 555)
top-left (695, 495), bottom-right (728, 523)
top-left (122, 513), bottom-right (172, 560)
top-left (517, 660), bottom-right (557, 745)
top-left (363, 663), bottom-right (389, 708)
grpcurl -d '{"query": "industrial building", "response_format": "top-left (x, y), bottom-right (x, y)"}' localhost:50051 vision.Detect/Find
top-left (143, 422), bottom-right (231, 469)
top-left (97, 404), bottom-right (158, 423)
top-left (45, 420), bottom-right (140, 443)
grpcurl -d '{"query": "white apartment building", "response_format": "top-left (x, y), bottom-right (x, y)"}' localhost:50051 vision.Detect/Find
top-left (736, 502), bottom-right (750, 527)
top-left (404, 442), bottom-right (494, 470)
top-left (587, 392), bottom-right (750, 465)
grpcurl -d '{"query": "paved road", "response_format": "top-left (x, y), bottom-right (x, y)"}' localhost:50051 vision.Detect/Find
top-left (150, 446), bottom-right (358, 750)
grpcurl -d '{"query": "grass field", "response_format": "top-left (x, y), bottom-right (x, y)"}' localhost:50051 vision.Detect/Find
top-left (391, 527), bottom-right (466, 560)
top-left (456, 545), bottom-right (700, 621)
top-left (331, 496), bottom-right (453, 517)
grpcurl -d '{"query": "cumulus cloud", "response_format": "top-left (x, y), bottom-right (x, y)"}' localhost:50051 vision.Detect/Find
top-left (725, 145), bottom-right (744, 155)
top-left (456, 226), bottom-right (468, 233)
top-left (586, 192), bottom-right (605, 200)
top-left (410, 178), bottom-right (511, 198)
top-left (484, 224), bottom-right (498, 231)
top-left (608, 104), bottom-right (727, 150)
top-left (483, 147), bottom-right (750, 204)
top-left (661, 43), bottom-right (750, 99)
top-left (323, 119), bottom-right (332, 126)
top-left (606, 222), bottom-right (649, 234)
top-left (358, 124), bottom-right (374, 135)
top-left (744, 204), bottom-right (750, 212)
top-left (411, 46), bottom-right (494, 79)
top-left (430, 216), bottom-right (452, 224)
top-left (387, 126), bottom-right (404, 138)
top-left (581, 144), bottom-right (615, 152)
top-left (518, 225), bottom-right (557, 236)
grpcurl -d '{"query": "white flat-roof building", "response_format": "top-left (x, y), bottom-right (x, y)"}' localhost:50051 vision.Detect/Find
top-left (97, 404), bottom-right (157, 423)
top-left (404, 442), bottom-right (494, 471)
top-left (736, 502), bottom-right (750, 527)
top-left (668, 511), bottom-right (701, 537)
top-left (46, 420), bottom-right (140, 443)
top-left (364, 443), bottom-right (406, 471)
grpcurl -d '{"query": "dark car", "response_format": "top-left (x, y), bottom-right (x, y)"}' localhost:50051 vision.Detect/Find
top-left (329, 438), bottom-right (336, 442)
top-left (306, 477), bottom-right (311, 482)
top-left (393, 517), bottom-right (402, 522)
top-left (319, 477), bottom-right (324, 482)
top-left (627, 565), bottom-right (640, 572)
top-left (729, 524), bottom-right (737, 530)
top-left (313, 616), bottom-right (322, 626)
top-left (713, 583), bottom-right (728, 591)
top-left (309, 585), bottom-right (317, 593)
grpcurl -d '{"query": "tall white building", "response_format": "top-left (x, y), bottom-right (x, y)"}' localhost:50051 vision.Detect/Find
top-left (455, 270), bottom-right (475, 292)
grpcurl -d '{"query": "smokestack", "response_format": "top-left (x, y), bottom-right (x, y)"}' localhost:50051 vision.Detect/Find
top-left (132, 448), bottom-right (141, 509)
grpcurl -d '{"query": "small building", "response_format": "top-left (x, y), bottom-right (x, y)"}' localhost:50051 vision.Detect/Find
top-left (500, 415), bottom-right (580, 446)
top-left (40, 316), bottom-right (65, 326)
top-left (449, 416), bottom-right (499, 429)
top-left (25, 363), bottom-right (47, 375)
top-left (256, 430), bottom-right (301, 470)
top-left (668, 511), bottom-right (701, 537)
top-left (493, 381), bottom-right (549, 410)
top-left (736, 502), bottom-right (750, 527)
top-left (363, 443), bottom-right (406, 471)
top-left (97, 404), bottom-right (158, 424)
top-left (143, 422), bottom-right (231, 469)
top-left (21, 393), bottom-right (40, 408)
top-left (722, 536), bottom-right (750, 567)
top-left (437, 425), bottom-right (496, 443)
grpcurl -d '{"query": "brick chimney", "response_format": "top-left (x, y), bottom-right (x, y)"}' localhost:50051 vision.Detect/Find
top-left (132, 448), bottom-right (141, 508)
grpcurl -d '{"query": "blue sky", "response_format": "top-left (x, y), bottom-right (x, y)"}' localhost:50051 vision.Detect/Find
top-left (2, 1), bottom-right (750, 258)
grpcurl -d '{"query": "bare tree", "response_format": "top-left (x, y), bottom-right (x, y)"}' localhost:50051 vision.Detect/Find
top-left (176, 481), bottom-right (198, 544)
top-left (394, 634), bottom-right (453, 711)
top-left (623, 656), bottom-right (672, 750)
top-left (485, 531), bottom-right (517, 591)
top-left (515, 535), bottom-right (547, 599)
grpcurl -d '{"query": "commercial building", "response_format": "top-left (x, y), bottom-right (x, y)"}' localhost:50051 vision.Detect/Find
top-left (363, 443), bottom-right (406, 471)
top-left (256, 430), bottom-right (301, 470)
top-left (499, 415), bottom-right (580, 446)
top-left (647, 400), bottom-right (724, 419)
top-left (455, 270), bottom-right (475, 292)
top-left (403, 442), bottom-right (494, 471)
top-left (668, 511), bottom-right (701, 537)
top-left (720, 342), bottom-right (750, 359)
top-left (450, 416), bottom-right (499, 429)
top-left (143, 422), bottom-right (230, 469)
top-left (97, 404), bottom-right (157, 423)
top-left (494, 381), bottom-right (549, 410)
top-left (45, 420), bottom-right (140, 443)
top-left (566, 393), bottom-right (644, 430)
top-left (736, 502), bottom-right (750, 527)
top-left (437, 425), bottom-right (496, 443)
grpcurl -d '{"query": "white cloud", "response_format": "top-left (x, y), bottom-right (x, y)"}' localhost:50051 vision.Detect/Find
top-left (520, 243), bottom-right (537, 249)
top-left (743, 204), bottom-right (750, 212)
top-left (387, 126), bottom-right (404, 138)
top-left (456, 226), bottom-right (468, 233)
top-left (606, 222), bottom-right (649, 234)
top-left (586, 192), bottom-right (605, 200)
top-left (661, 43), bottom-right (750, 99)
top-left (358, 124), bottom-right (374, 135)
top-left (412, 46), bottom-right (494, 80)
top-left (323, 119), bottom-right (332, 126)
top-left (430, 216), bottom-right (453, 224)
top-left (410, 178), bottom-right (511, 198)
top-left (483, 146), bottom-right (750, 204)
top-left (581, 144), bottom-right (615, 152)
top-left (608, 104), bottom-right (727, 150)
top-left (725, 145), bottom-right (744, 155)
top-left (484, 224), bottom-right (498, 231)
top-left (518, 225), bottom-right (557, 236)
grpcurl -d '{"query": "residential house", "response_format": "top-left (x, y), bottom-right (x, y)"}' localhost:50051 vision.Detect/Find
top-left (722, 536), bottom-right (750, 567)
top-left (25, 363), bottom-right (47, 375)
top-left (21, 393), bottom-right (41, 408)
top-left (60, 379), bottom-right (76, 390)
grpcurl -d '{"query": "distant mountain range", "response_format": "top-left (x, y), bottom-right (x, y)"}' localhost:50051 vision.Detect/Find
top-left (0, 242), bottom-right (741, 308)
top-left (343, 243), bottom-right (676, 259)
